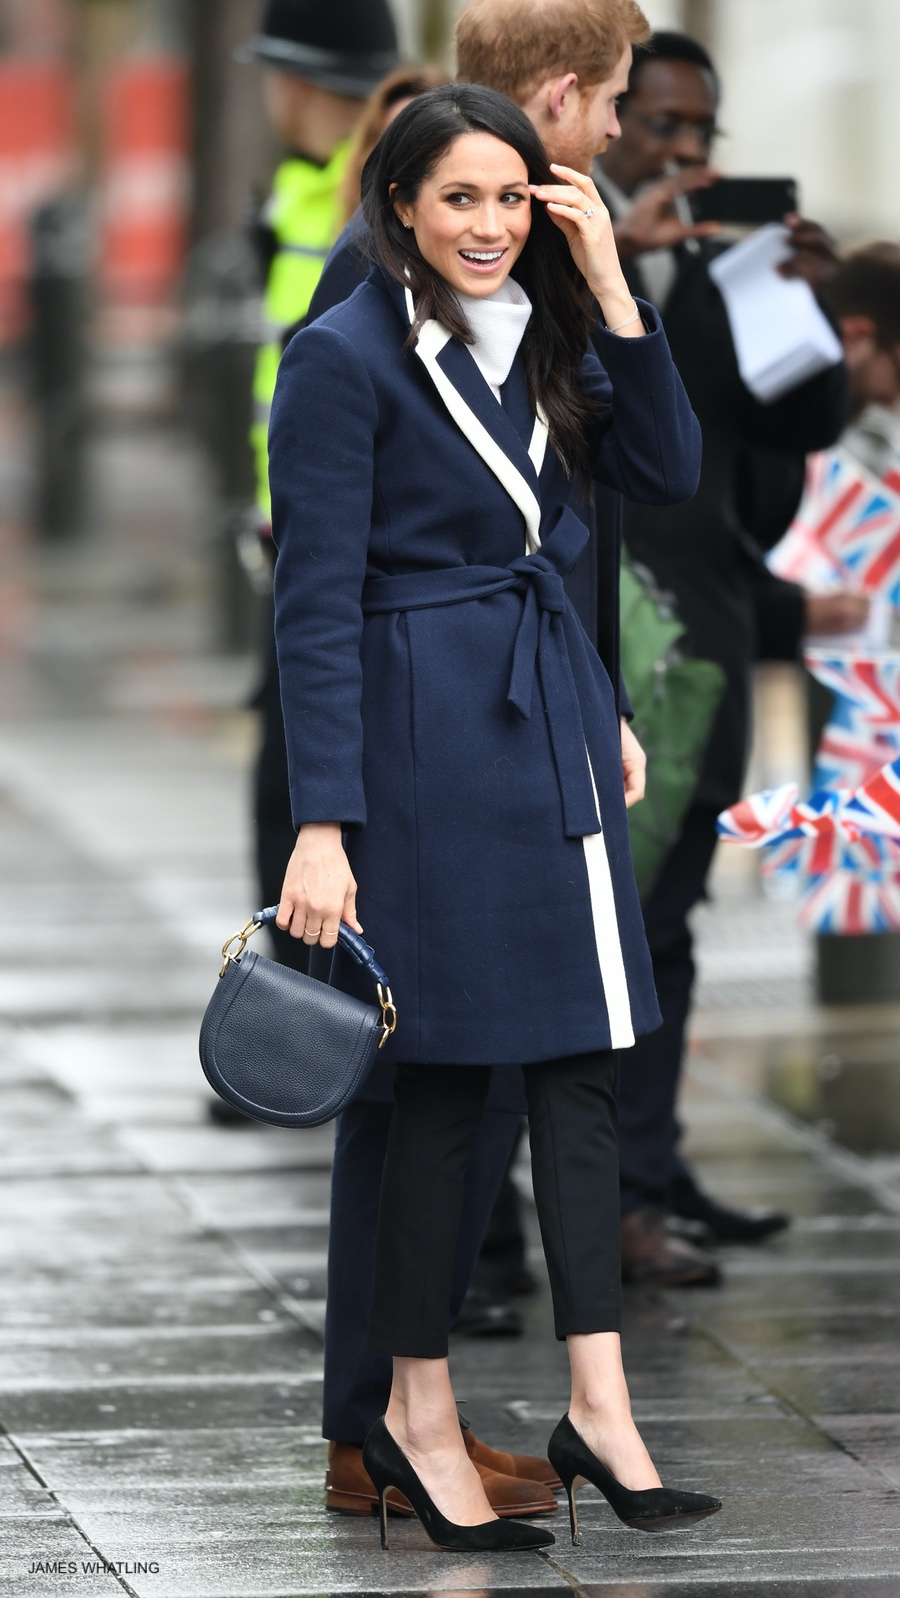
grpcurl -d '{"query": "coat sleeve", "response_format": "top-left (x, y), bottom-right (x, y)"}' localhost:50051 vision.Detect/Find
top-left (583, 300), bottom-right (701, 506)
top-left (269, 321), bottom-right (378, 831)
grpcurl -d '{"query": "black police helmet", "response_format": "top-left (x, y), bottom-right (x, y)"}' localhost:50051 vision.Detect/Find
top-left (241, 0), bottom-right (401, 98)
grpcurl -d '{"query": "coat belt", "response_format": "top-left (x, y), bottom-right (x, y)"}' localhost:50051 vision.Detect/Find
top-left (361, 511), bottom-right (602, 838)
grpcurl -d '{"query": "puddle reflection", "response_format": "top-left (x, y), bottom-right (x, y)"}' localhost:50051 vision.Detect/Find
top-left (763, 1032), bottom-right (900, 1153)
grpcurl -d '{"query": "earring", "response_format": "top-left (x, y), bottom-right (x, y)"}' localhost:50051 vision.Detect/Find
top-left (403, 222), bottom-right (412, 229)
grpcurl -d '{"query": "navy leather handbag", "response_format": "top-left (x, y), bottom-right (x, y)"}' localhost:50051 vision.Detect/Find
top-left (199, 905), bottom-right (397, 1127)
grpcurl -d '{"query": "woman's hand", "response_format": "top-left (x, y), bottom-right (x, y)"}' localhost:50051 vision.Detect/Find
top-left (530, 164), bottom-right (645, 337)
top-left (276, 823), bottom-right (362, 948)
top-left (621, 719), bottom-right (647, 809)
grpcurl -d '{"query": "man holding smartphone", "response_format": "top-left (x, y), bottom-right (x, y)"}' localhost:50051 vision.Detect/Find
top-left (595, 33), bottom-right (866, 1286)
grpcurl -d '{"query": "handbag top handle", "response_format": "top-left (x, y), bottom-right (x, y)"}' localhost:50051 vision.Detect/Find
top-left (251, 906), bottom-right (390, 987)
top-left (219, 907), bottom-right (397, 1047)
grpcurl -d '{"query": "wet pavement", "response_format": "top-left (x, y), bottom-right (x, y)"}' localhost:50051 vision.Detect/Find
top-left (1, 367), bottom-right (900, 1593)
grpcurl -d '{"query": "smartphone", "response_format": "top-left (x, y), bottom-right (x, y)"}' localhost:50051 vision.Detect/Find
top-left (691, 177), bottom-right (799, 225)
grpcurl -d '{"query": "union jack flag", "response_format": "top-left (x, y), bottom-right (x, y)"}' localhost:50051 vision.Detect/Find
top-left (768, 449), bottom-right (900, 601)
top-left (717, 755), bottom-right (900, 851)
top-left (796, 871), bottom-right (900, 934)
top-left (844, 755), bottom-right (900, 837)
top-left (805, 650), bottom-right (900, 790)
top-left (757, 656), bottom-right (900, 930)
top-left (764, 522), bottom-right (842, 593)
top-left (814, 717), bottom-right (900, 791)
top-left (762, 830), bottom-right (900, 881)
top-left (806, 649), bottom-right (900, 724)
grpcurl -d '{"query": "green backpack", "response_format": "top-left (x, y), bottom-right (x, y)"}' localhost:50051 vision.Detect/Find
top-left (619, 558), bottom-right (726, 900)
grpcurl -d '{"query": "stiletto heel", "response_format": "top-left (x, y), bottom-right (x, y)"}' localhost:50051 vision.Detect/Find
top-left (564, 1473), bottom-right (588, 1545)
top-left (362, 1417), bottom-right (555, 1554)
top-left (548, 1414), bottom-right (721, 1540)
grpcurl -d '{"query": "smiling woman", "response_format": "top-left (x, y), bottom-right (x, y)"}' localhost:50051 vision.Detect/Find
top-left (361, 85), bottom-right (643, 473)
top-left (268, 82), bottom-right (714, 1555)
top-left (391, 133), bottom-right (533, 293)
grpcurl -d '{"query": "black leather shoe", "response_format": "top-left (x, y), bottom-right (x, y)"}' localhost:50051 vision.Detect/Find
top-left (621, 1207), bottom-right (720, 1287)
top-left (547, 1414), bottom-right (721, 1542)
top-left (671, 1174), bottom-right (790, 1244)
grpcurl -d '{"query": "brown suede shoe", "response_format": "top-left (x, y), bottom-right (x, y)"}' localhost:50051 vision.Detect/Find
top-left (621, 1206), bottom-right (721, 1288)
top-left (325, 1438), bottom-right (558, 1518)
top-left (462, 1421), bottom-right (562, 1490)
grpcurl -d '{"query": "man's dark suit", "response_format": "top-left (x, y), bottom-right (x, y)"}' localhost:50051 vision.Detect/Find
top-left (607, 234), bottom-right (850, 1212)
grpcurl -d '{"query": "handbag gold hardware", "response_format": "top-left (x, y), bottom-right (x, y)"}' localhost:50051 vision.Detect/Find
top-left (219, 919), bottom-right (398, 1045)
top-left (220, 918), bottom-right (262, 976)
top-left (376, 982), bottom-right (397, 1047)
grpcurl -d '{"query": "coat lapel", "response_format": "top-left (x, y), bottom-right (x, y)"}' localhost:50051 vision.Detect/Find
top-left (501, 361), bottom-right (549, 481)
top-left (403, 285), bottom-right (549, 553)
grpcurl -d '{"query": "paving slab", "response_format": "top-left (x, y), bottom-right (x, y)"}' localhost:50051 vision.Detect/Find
top-left (0, 1518), bottom-right (126, 1596)
top-left (816, 1414), bottom-right (900, 1488)
top-left (3, 1378), bottom-right (324, 1437)
top-left (577, 1584), bottom-right (900, 1597)
top-left (0, 1436), bottom-right (63, 1517)
top-left (550, 1484), bottom-right (900, 1582)
top-left (12, 1428), bottom-right (323, 1493)
top-left (0, 1324), bottom-right (316, 1388)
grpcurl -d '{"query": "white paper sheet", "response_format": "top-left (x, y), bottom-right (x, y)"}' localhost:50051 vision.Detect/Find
top-left (709, 223), bottom-right (843, 403)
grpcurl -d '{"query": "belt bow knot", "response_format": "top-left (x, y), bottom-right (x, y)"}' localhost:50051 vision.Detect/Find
top-left (360, 507), bottom-right (601, 837)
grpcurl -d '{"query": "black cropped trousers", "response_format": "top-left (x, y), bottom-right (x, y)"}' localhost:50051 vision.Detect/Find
top-left (368, 1050), bottom-right (621, 1357)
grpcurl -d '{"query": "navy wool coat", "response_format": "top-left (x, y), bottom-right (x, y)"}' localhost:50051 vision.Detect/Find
top-left (269, 266), bottom-right (700, 1066)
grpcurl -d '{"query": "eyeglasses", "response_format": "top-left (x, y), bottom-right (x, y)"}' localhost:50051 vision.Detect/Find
top-left (625, 111), bottom-right (722, 148)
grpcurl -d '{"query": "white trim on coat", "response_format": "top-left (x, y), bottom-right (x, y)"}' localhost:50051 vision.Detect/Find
top-left (406, 291), bottom-right (632, 1045)
top-left (412, 312), bottom-right (545, 554)
top-left (583, 755), bottom-right (635, 1049)
top-left (529, 407), bottom-right (549, 483)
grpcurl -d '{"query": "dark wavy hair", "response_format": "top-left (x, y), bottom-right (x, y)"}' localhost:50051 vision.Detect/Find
top-left (360, 83), bottom-right (597, 474)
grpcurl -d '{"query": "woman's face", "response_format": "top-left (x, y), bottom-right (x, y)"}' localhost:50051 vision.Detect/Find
top-left (393, 132), bottom-right (531, 298)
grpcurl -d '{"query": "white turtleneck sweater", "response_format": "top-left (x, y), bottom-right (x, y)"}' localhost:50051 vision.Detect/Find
top-left (456, 278), bottom-right (532, 400)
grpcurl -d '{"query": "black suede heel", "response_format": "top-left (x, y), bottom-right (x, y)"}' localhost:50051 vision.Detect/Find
top-left (362, 1417), bottom-right (555, 1553)
top-left (547, 1413), bottom-right (721, 1542)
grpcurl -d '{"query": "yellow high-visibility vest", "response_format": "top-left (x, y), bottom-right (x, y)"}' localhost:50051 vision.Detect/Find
top-left (252, 141), bottom-right (351, 516)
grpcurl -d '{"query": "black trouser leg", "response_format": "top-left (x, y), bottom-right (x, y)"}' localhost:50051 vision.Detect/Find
top-left (323, 1094), bottom-right (521, 1442)
top-left (450, 1113), bottom-right (524, 1318)
top-left (369, 1052), bottom-right (621, 1357)
top-left (323, 1100), bottom-right (395, 1444)
top-left (473, 1124), bottom-right (527, 1290)
top-left (523, 1050), bottom-right (621, 1338)
top-left (617, 802), bottom-right (721, 1215)
top-left (368, 1065), bottom-right (492, 1358)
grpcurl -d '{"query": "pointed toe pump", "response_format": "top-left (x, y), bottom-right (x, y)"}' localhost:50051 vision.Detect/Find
top-left (547, 1414), bottom-right (721, 1542)
top-left (362, 1418), bottom-right (555, 1554)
